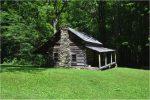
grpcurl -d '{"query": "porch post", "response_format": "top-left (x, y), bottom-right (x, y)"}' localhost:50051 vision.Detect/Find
top-left (98, 53), bottom-right (101, 68)
top-left (109, 52), bottom-right (113, 69)
top-left (104, 53), bottom-right (107, 66)
top-left (111, 52), bottom-right (112, 63)
top-left (114, 52), bottom-right (117, 67)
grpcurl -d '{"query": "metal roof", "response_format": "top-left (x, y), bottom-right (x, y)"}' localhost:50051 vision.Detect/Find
top-left (68, 28), bottom-right (102, 45)
top-left (86, 46), bottom-right (115, 52)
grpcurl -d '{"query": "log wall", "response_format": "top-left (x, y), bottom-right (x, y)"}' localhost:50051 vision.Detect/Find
top-left (70, 45), bottom-right (86, 67)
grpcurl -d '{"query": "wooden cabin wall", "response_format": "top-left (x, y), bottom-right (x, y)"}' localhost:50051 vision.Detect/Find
top-left (51, 44), bottom-right (86, 67)
top-left (69, 31), bottom-right (87, 67)
top-left (70, 45), bottom-right (86, 67)
top-left (48, 39), bottom-right (60, 66)
top-left (53, 45), bottom-right (60, 66)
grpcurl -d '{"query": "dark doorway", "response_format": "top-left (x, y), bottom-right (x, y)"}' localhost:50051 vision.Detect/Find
top-left (86, 49), bottom-right (99, 67)
top-left (53, 52), bottom-right (59, 66)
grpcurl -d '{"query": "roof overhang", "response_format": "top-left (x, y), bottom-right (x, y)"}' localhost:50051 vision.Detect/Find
top-left (86, 46), bottom-right (115, 53)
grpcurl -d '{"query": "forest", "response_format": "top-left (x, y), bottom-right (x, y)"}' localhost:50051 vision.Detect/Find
top-left (1, 0), bottom-right (149, 69)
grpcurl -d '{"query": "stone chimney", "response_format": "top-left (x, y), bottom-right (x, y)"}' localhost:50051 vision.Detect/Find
top-left (58, 28), bottom-right (71, 67)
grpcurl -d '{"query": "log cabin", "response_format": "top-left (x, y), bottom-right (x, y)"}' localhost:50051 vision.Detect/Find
top-left (34, 27), bottom-right (117, 69)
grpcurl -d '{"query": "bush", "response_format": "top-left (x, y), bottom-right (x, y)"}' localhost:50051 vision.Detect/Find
top-left (2, 54), bottom-right (48, 66)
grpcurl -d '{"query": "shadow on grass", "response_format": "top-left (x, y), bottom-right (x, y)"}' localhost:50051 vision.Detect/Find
top-left (0, 65), bottom-right (54, 73)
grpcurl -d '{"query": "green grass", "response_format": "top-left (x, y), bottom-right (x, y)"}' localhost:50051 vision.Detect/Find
top-left (0, 66), bottom-right (149, 99)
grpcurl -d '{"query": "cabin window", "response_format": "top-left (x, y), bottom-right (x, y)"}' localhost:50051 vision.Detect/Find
top-left (54, 53), bottom-right (59, 62)
top-left (72, 54), bottom-right (76, 62)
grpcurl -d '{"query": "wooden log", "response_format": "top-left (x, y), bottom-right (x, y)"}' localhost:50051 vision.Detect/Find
top-left (70, 46), bottom-right (83, 49)
top-left (76, 58), bottom-right (85, 60)
top-left (77, 53), bottom-right (85, 55)
top-left (71, 51), bottom-right (84, 54)
top-left (84, 48), bottom-right (87, 67)
top-left (77, 63), bottom-right (85, 66)
top-left (114, 52), bottom-right (117, 67)
top-left (111, 53), bottom-right (113, 63)
top-left (110, 52), bottom-right (113, 69)
top-left (105, 53), bottom-right (107, 66)
top-left (99, 54), bottom-right (101, 68)
top-left (100, 62), bottom-right (116, 69)
top-left (76, 61), bottom-right (85, 63)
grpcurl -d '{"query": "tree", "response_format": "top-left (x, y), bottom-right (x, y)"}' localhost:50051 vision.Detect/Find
top-left (97, 1), bottom-right (106, 44)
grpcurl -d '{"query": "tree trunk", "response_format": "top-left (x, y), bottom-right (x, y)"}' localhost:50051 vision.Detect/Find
top-left (97, 1), bottom-right (106, 45)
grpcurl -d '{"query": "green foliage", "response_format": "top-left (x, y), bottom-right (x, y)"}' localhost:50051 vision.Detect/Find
top-left (1, 1), bottom-right (54, 65)
top-left (2, 58), bottom-right (31, 65)
top-left (33, 54), bottom-right (48, 66)
top-left (0, 67), bottom-right (149, 99)
top-left (67, 0), bottom-right (99, 34)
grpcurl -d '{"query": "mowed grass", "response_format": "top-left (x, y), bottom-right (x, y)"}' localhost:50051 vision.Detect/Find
top-left (0, 66), bottom-right (149, 99)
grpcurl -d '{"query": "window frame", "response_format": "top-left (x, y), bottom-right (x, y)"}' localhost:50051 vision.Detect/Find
top-left (72, 54), bottom-right (77, 62)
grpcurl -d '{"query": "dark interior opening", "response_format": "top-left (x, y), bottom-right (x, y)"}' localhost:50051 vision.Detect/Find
top-left (54, 53), bottom-right (59, 64)
top-left (86, 49), bottom-right (99, 67)
top-left (107, 53), bottom-right (111, 64)
top-left (101, 54), bottom-right (105, 66)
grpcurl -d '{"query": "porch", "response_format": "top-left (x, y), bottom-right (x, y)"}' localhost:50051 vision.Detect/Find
top-left (86, 46), bottom-right (117, 70)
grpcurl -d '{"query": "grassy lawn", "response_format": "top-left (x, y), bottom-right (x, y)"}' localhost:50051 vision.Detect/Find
top-left (0, 66), bottom-right (149, 99)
